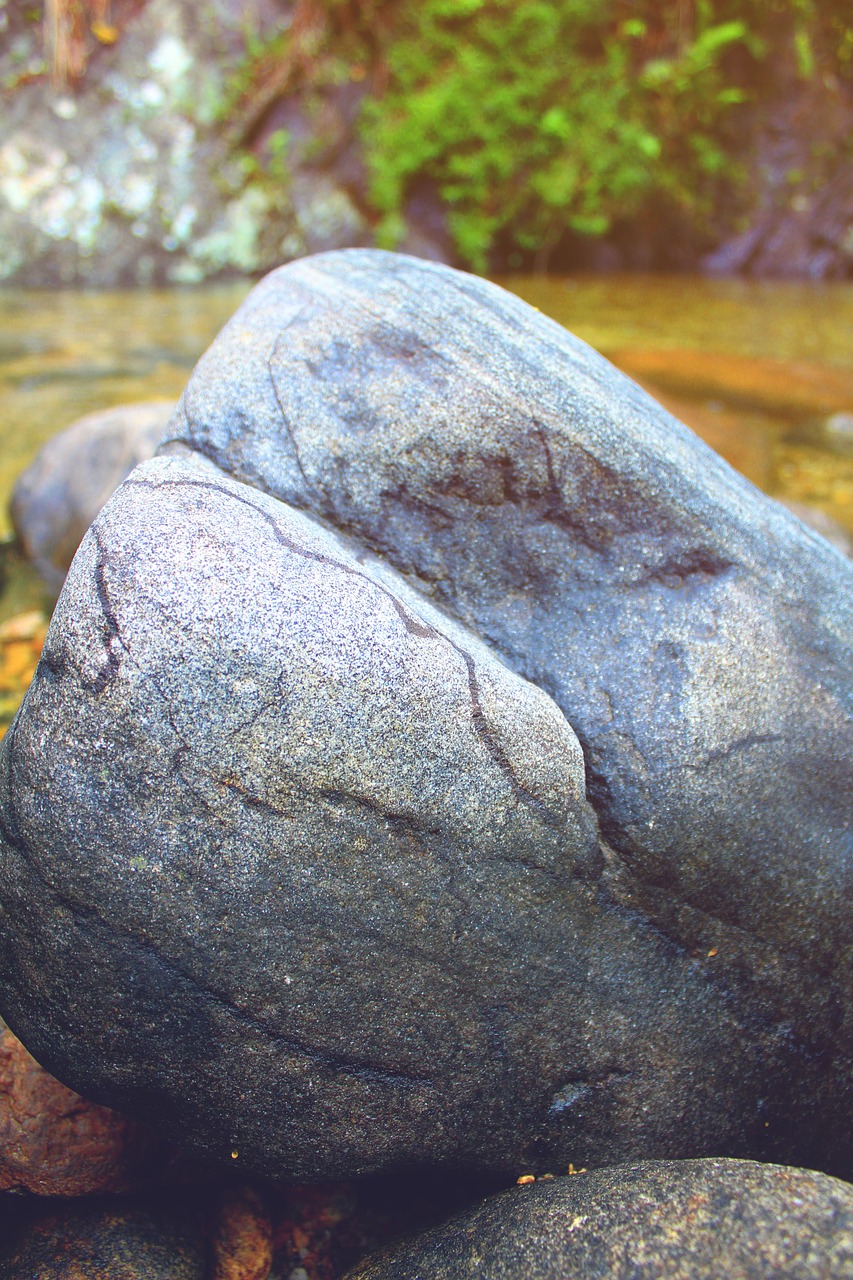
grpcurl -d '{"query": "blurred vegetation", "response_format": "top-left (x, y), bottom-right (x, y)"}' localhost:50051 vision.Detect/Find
top-left (219, 0), bottom-right (852, 271)
top-left (365, 0), bottom-right (761, 269)
top-left (44, 0), bottom-right (853, 272)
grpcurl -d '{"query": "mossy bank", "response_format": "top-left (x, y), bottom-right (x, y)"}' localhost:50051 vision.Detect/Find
top-left (0, 0), bottom-right (850, 286)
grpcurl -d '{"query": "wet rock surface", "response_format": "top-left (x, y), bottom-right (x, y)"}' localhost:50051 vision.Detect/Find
top-left (0, 1171), bottom-right (501, 1280)
top-left (0, 1192), bottom-right (207, 1280)
top-left (11, 401), bottom-right (172, 590)
top-left (0, 252), bottom-right (851, 1184)
top-left (0, 0), bottom-right (371, 288)
top-left (345, 1159), bottom-right (853, 1280)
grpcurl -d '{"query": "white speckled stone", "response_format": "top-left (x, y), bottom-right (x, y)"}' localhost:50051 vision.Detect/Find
top-left (346, 1159), bottom-right (853, 1280)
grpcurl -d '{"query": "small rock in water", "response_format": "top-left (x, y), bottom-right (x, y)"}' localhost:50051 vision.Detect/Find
top-left (0, 251), bottom-right (850, 1184)
top-left (11, 400), bottom-right (173, 590)
top-left (824, 411), bottom-right (853, 447)
top-left (344, 1158), bottom-right (853, 1279)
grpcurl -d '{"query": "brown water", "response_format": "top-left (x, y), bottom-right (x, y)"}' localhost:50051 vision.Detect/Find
top-left (504, 274), bottom-right (853, 366)
top-left (1, 271), bottom-right (851, 557)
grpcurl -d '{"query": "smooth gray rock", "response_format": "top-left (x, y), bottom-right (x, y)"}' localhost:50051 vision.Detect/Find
top-left (0, 251), bottom-right (851, 1181)
top-left (160, 250), bottom-right (852, 1169)
top-left (11, 401), bottom-right (172, 590)
top-left (345, 1159), bottom-right (853, 1280)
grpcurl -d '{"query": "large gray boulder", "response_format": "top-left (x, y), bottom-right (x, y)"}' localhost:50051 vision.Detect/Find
top-left (0, 452), bottom-right (751, 1179)
top-left (0, 250), bottom-right (850, 1181)
top-left (345, 1159), bottom-right (853, 1279)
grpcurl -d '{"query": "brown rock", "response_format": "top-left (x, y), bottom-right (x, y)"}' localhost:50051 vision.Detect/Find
top-left (0, 1024), bottom-right (168, 1195)
top-left (211, 1185), bottom-right (273, 1280)
top-left (608, 347), bottom-right (853, 418)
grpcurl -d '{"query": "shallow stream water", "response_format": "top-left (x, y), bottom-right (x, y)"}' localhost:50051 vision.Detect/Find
top-left (0, 271), bottom-right (851, 632)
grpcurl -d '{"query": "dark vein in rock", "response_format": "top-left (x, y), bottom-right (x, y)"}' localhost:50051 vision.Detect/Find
top-left (684, 732), bottom-right (784, 772)
top-left (123, 472), bottom-right (553, 817)
top-left (90, 528), bottom-right (129, 695)
top-left (269, 317), bottom-right (315, 497)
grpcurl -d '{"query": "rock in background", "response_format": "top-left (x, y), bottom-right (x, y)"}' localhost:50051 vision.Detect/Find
top-left (0, 254), bottom-right (850, 1184)
top-left (704, 83), bottom-right (853, 280)
top-left (11, 400), bottom-right (173, 591)
top-left (0, 0), bottom-right (371, 288)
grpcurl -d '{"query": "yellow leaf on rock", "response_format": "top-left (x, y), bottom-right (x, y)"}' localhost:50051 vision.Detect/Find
top-left (91, 21), bottom-right (119, 44)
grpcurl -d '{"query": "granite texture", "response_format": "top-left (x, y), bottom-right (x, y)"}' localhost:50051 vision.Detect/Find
top-left (0, 452), bottom-right (737, 1179)
top-left (0, 251), bottom-right (850, 1181)
top-left (162, 250), bottom-right (853, 1171)
top-left (0, 1193), bottom-right (206, 1280)
top-left (345, 1158), bottom-right (853, 1279)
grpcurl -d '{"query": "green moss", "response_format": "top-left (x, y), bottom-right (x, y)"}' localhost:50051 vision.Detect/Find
top-left (358, 0), bottom-right (764, 270)
top-left (209, 0), bottom-right (853, 271)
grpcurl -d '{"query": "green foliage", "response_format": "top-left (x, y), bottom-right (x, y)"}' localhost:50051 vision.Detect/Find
top-left (357, 0), bottom-right (837, 269)
top-left (213, 0), bottom-right (852, 271)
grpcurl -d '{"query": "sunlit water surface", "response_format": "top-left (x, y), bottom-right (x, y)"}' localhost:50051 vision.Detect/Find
top-left (1, 272), bottom-right (851, 625)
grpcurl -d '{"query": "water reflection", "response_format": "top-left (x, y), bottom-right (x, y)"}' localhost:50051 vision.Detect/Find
top-left (501, 273), bottom-right (853, 367)
top-left (0, 270), bottom-right (850, 726)
top-left (0, 272), bottom-right (851, 548)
